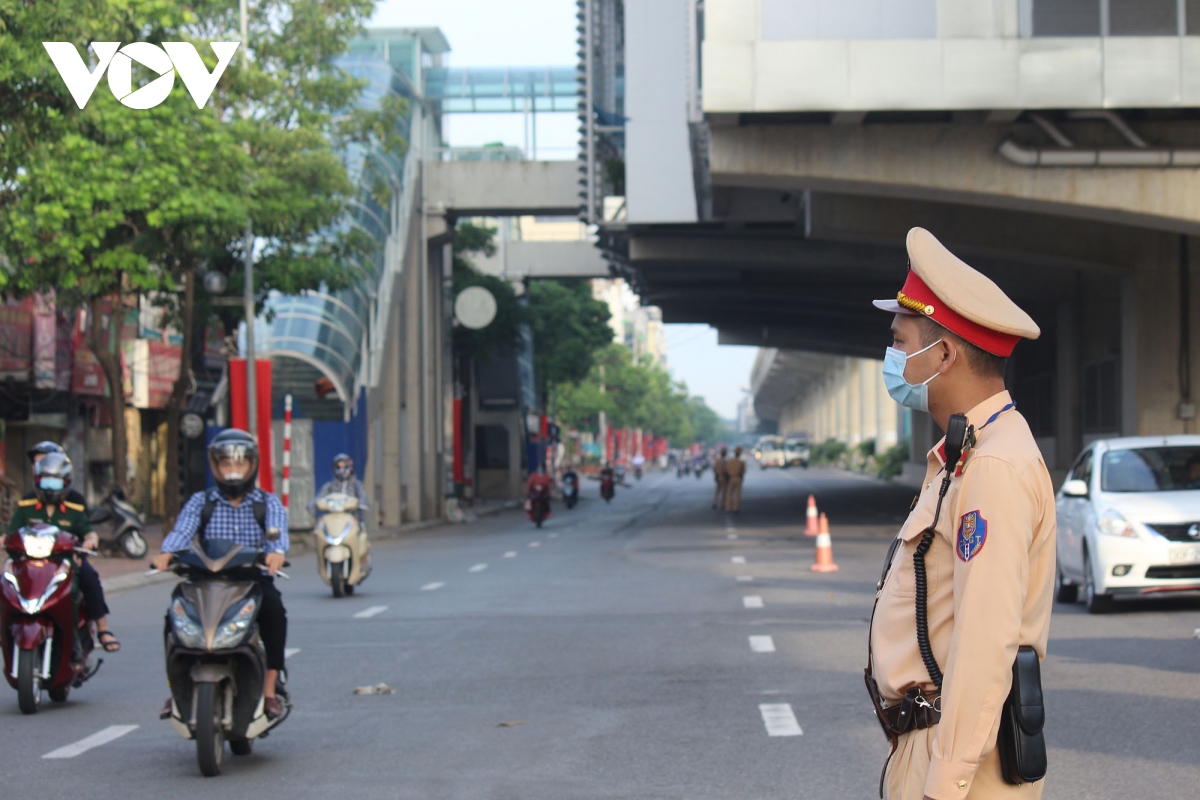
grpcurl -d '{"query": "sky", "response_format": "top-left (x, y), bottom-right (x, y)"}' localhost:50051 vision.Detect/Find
top-left (372, 0), bottom-right (760, 419)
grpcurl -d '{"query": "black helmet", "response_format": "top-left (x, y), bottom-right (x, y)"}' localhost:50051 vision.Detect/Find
top-left (333, 453), bottom-right (354, 481)
top-left (207, 428), bottom-right (259, 499)
top-left (33, 452), bottom-right (72, 506)
top-left (28, 441), bottom-right (64, 463)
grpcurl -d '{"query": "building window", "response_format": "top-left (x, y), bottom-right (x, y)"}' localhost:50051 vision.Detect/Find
top-left (1082, 357), bottom-right (1121, 433)
top-left (1033, 0), bottom-right (1189, 36)
top-left (1033, 0), bottom-right (1101, 36)
top-left (1110, 0), bottom-right (1178, 35)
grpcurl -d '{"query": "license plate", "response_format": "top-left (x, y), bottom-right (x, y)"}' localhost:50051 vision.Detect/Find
top-left (1168, 545), bottom-right (1200, 564)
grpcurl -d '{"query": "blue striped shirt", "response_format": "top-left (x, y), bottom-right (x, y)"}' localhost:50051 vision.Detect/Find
top-left (162, 488), bottom-right (289, 554)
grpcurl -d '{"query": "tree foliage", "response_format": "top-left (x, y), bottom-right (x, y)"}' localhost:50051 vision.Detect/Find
top-left (527, 280), bottom-right (612, 397)
top-left (451, 222), bottom-right (525, 363)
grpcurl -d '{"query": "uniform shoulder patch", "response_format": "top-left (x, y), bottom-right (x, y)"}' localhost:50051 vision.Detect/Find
top-left (956, 510), bottom-right (988, 562)
top-left (17, 498), bottom-right (38, 507)
top-left (63, 501), bottom-right (85, 512)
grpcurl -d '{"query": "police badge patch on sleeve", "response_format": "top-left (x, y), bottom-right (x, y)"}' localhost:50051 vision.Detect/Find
top-left (957, 510), bottom-right (988, 562)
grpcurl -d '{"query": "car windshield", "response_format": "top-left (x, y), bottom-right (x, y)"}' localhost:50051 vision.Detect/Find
top-left (1100, 447), bottom-right (1200, 493)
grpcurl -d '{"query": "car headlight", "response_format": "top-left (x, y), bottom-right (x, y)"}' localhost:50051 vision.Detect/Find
top-left (1097, 509), bottom-right (1138, 538)
top-left (211, 598), bottom-right (258, 650)
top-left (169, 598), bottom-right (205, 648)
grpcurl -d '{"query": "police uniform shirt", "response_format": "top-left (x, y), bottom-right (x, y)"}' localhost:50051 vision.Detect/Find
top-left (8, 496), bottom-right (93, 540)
top-left (869, 390), bottom-right (1056, 798)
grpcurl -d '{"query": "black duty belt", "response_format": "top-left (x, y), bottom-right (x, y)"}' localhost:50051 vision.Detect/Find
top-left (880, 686), bottom-right (942, 736)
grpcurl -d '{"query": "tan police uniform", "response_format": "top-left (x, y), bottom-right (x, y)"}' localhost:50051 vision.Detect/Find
top-left (867, 229), bottom-right (1056, 800)
top-left (712, 451), bottom-right (728, 509)
top-left (724, 450), bottom-right (745, 512)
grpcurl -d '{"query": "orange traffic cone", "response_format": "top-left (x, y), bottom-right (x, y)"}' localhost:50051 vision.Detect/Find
top-left (805, 494), bottom-right (819, 537)
top-left (810, 513), bottom-right (839, 573)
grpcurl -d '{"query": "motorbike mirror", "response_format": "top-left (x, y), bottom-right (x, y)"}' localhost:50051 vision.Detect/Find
top-left (265, 527), bottom-right (282, 542)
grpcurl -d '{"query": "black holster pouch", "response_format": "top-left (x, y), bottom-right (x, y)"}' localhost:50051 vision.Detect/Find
top-left (997, 645), bottom-right (1048, 785)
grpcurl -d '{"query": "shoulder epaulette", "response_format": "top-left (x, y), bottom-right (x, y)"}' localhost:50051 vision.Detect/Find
top-left (63, 501), bottom-right (85, 512)
top-left (17, 498), bottom-right (38, 507)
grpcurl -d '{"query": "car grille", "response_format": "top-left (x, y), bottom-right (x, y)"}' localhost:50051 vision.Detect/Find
top-left (1145, 565), bottom-right (1200, 579)
top-left (1145, 523), bottom-right (1200, 542)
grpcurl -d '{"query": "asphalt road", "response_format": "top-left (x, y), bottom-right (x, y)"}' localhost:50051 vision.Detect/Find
top-left (1, 468), bottom-right (1198, 798)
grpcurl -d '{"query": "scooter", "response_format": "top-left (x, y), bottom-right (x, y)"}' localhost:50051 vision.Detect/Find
top-left (161, 537), bottom-right (291, 777)
top-left (1, 523), bottom-right (101, 714)
top-left (312, 493), bottom-right (371, 598)
top-left (634, 465), bottom-right (643, 481)
top-left (600, 474), bottom-right (615, 503)
top-left (527, 485), bottom-right (551, 528)
top-left (562, 475), bottom-right (579, 509)
top-left (88, 486), bottom-right (148, 559)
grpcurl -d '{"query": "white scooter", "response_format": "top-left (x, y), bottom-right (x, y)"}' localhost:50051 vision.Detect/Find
top-left (312, 494), bottom-right (371, 598)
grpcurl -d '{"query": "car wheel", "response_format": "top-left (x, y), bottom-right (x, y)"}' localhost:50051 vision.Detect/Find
top-left (1083, 548), bottom-right (1113, 614)
top-left (1055, 564), bottom-right (1078, 604)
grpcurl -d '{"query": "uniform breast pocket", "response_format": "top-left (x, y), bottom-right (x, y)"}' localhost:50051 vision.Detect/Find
top-left (885, 531), bottom-right (942, 600)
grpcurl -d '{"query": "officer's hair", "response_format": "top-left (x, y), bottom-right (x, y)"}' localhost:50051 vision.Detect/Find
top-left (913, 317), bottom-right (1008, 380)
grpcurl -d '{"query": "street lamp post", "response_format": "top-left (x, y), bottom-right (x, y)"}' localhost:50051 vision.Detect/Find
top-left (240, 0), bottom-right (257, 440)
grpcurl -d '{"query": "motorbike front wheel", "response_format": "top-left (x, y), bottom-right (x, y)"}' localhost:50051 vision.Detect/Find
top-left (331, 562), bottom-right (347, 598)
top-left (195, 682), bottom-right (225, 777)
top-left (119, 529), bottom-right (149, 559)
top-left (17, 648), bottom-right (40, 715)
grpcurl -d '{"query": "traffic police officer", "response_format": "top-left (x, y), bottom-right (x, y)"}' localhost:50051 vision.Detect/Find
top-left (712, 447), bottom-right (729, 510)
top-left (723, 446), bottom-right (746, 513)
top-left (866, 228), bottom-right (1055, 799)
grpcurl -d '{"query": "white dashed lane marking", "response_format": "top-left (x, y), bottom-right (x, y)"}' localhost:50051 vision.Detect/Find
top-left (353, 605), bottom-right (388, 619)
top-left (727, 534), bottom-right (738, 540)
top-left (469, 563), bottom-right (488, 573)
top-left (528, 542), bottom-right (542, 548)
top-left (43, 725), bottom-right (139, 759)
top-left (743, 596), bottom-right (764, 609)
top-left (731, 556), bottom-right (746, 564)
top-left (759, 704), bottom-right (803, 737)
top-left (736, 576), bottom-right (754, 582)
top-left (285, 647), bottom-right (302, 658)
top-left (421, 582), bottom-right (445, 591)
top-left (503, 552), bottom-right (518, 558)
top-left (749, 635), bottom-right (776, 653)
top-left (548, 533), bottom-right (558, 538)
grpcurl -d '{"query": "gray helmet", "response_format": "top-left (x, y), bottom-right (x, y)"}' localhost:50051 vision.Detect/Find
top-left (207, 428), bottom-right (259, 499)
top-left (27, 440), bottom-right (64, 463)
top-left (33, 452), bottom-right (73, 505)
top-left (333, 453), bottom-right (354, 481)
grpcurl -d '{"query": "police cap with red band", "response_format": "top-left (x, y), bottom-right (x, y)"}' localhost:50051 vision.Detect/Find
top-left (873, 228), bottom-right (1040, 357)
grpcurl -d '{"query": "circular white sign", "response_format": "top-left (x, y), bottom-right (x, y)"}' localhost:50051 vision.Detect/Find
top-left (181, 413), bottom-right (205, 439)
top-left (455, 286), bottom-right (498, 330)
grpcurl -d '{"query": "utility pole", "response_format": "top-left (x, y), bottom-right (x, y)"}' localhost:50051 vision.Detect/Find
top-left (240, 0), bottom-right (257, 440)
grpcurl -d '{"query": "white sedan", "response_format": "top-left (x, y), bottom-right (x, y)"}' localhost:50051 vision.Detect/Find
top-left (1055, 435), bottom-right (1200, 613)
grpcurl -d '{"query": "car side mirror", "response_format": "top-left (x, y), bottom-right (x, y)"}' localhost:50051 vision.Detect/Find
top-left (1062, 479), bottom-right (1089, 498)
top-left (265, 527), bottom-right (282, 542)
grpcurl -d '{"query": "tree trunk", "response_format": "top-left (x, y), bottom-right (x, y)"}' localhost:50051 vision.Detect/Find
top-left (88, 294), bottom-right (128, 494)
top-left (163, 268), bottom-right (196, 531)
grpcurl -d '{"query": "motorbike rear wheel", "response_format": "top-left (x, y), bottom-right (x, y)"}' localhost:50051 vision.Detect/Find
top-left (195, 682), bottom-right (225, 777)
top-left (331, 562), bottom-right (347, 598)
top-left (118, 529), bottom-right (149, 559)
top-left (17, 648), bottom-right (40, 715)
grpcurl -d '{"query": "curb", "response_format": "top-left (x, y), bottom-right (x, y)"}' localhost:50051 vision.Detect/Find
top-left (100, 500), bottom-right (522, 596)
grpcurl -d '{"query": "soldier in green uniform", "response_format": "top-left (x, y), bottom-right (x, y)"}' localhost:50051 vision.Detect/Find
top-left (8, 452), bottom-right (120, 652)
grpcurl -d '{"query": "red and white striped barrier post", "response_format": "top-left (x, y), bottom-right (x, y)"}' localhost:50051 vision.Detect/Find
top-left (282, 394), bottom-right (292, 509)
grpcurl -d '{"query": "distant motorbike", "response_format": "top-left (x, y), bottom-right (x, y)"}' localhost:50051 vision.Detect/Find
top-left (312, 493), bottom-right (371, 598)
top-left (527, 485), bottom-right (551, 527)
top-left (563, 475), bottom-right (579, 509)
top-left (634, 466), bottom-right (643, 481)
top-left (600, 475), bottom-right (615, 503)
top-left (88, 486), bottom-right (148, 559)
top-left (1, 523), bottom-right (101, 714)
top-left (161, 537), bottom-right (291, 777)
top-left (614, 464), bottom-right (628, 483)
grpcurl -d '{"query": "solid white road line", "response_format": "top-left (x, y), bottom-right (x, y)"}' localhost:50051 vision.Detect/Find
top-left (353, 605), bottom-right (388, 619)
top-left (743, 596), bottom-right (764, 609)
top-left (736, 575), bottom-right (754, 582)
top-left (284, 647), bottom-right (302, 658)
top-left (503, 552), bottom-right (518, 558)
top-left (749, 635), bottom-right (776, 653)
top-left (759, 704), bottom-right (803, 737)
top-left (420, 582), bottom-right (445, 591)
top-left (43, 725), bottom-right (139, 759)
top-left (731, 556), bottom-right (746, 564)
top-left (469, 563), bottom-right (488, 573)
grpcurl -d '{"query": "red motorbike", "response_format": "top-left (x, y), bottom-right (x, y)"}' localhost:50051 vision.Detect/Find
top-left (600, 474), bottom-right (615, 504)
top-left (527, 484), bottom-right (551, 528)
top-left (1, 523), bottom-right (100, 714)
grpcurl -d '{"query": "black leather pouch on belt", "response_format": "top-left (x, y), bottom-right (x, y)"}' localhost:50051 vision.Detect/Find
top-left (997, 645), bottom-right (1048, 785)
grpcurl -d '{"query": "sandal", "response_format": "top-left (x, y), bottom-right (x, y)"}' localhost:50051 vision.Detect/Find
top-left (97, 631), bottom-right (121, 652)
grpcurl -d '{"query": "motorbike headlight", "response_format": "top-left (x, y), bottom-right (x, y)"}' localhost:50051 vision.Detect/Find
top-left (169, 598), bottom-right (205, 648)
top-left (1097, 509), bottom-right (1138, 538)
top-left (22, 531), bottom-right (56, 559)
top-left (211, 598), bottom-right (258, 650)
top-left (325, 520), bottom-right (353, 546)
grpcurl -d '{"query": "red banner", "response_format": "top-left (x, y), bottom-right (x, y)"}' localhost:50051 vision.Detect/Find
top-left (228, 359), bottom-right (274, 493)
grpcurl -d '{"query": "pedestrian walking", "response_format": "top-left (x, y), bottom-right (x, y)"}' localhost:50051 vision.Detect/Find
top-left (712, 447), bottom-right (729, 509)
top-left (723, 446), bottom-right (745, 513)
top-left (864, 228), bottom-right (1055, 799)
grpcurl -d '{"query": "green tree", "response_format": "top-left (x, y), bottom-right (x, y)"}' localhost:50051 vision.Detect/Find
top-left (451, 222), bottom-right (525, 363)
top-left (527, 279), bottom-right (612, 400)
